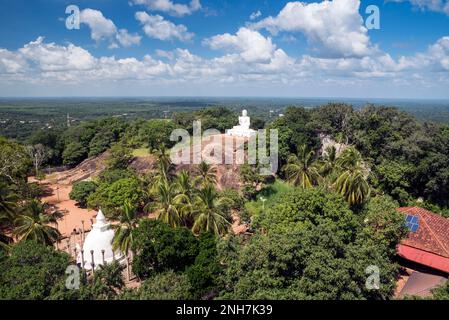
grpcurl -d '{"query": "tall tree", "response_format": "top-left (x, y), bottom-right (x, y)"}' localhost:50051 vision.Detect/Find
top-left (336, 147), bottom-right (363, 170)
top-left (0, 241), bottom-right (70, 299)
top-left (0, 183), bottom-right (17, 249)
top-left (334, 170), bottom-right (371, 207)
top-left (148, 145), bottom-right (176, 195)
top-left (106, 143), bottom-right (133, 170)
top-left (175, 170), bottom-right (194, 201)
top-left (319, 145), bottom-right (338, 178)
top-left (147, 181), bottom-right (190, 228)
top-left (0, 183), bottom-right (17, 227)
top-left (131, 219), bottom-right (199, 279)
top-left (13, 199), bottom-right (62, 246)
top-left (49, 261), bottom-right (125, 300)
top-left (0, 137), bottom-right (29, 184)
top-left (219, 189), bottom-right (402, 300)
top-left (334, 147), bottom-right (371, 206)
top-left (192, 185), bottom-right (231, 236)
top-left (110, 200), bottom-right (139, 257)
top-left (26, 144), bottom-right (48, 177)
top-left (283, 145), bottom-right (321, 188)
top-left (69, 181), bottom-right (97, 208)
top-left (195, 161), bottom-right (217, 187)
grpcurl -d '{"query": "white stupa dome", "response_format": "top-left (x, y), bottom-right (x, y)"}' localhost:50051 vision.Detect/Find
top-left (77, 209), bottom-right (124, 270)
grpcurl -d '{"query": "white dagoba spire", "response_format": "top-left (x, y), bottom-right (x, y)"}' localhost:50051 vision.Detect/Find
top-left (77, 208), bottom-right (123, 270)
top-left (95, 208), bottom-right (106, 225)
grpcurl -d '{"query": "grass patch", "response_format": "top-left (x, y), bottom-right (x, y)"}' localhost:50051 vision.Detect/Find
top-left (132, 148), bottom-right (151, 157)
top-left (245, 180), bottom-right (293, 216)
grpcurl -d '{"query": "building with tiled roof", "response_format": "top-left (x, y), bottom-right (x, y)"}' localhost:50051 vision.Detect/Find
top-left (397, 207), bottom-right (449, 274)
top-left (395, 207), bottom-right (449, 298)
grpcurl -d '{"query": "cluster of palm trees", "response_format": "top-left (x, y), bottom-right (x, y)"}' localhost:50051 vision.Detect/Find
top-left (283, 144), bottom-right (371, 206)
top-left (145, 146), bottom-right (232, 235)
top-left (0, 186), bottom-right (62, 249)
top-left (110, 147), bottom-right (233, 260)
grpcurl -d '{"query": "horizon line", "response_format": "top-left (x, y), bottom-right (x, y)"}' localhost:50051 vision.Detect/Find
top-left (1, 96), bottom-right (449, 101)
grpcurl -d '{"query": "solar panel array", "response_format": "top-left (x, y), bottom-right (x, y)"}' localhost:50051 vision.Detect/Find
top-left (405, 215), bottom-right (419, 232)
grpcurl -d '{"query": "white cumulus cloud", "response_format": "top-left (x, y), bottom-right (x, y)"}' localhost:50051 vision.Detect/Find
top-left (250, 0), bottom-right (375, 58)
top-left (135, 11), bottom-right (194, 41)
top-left (131, 0), bottom-right (201, 17)
top-left (80, 9), bottom-right (117, 42)
top-left (18, 37), bottom-right (96, 72)
top-left (1, 35), bottom-right (449, 96)
top-left (80, 9), bottom-right (141, 47)
top-left (116, 29), bottom-right (142, 47)
top-left (398, 36), bottom-right (449, 71)
top-left (0, 49), bottom-right (28, 73)
top-left (204, 27), bottom-right (280, 63)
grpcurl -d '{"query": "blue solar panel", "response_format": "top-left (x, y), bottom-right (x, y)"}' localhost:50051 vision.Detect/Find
top-left (405, 215), bottom-right (419, 232)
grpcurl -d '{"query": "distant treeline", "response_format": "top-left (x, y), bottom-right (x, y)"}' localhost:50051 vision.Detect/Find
top-left (2, 98), bottom-right (449, 140)
top-left (0, 98), bottom-right (268, 140)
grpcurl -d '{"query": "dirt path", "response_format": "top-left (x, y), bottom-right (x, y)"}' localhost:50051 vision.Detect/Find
top-left (33, 177), bottom-right (96, 239)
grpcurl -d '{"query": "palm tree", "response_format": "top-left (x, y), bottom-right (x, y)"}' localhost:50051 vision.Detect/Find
top-left (13, 199), bottom-right (62, 246)
top-left (110, 200), bottom-right (139, 257)
top-left (334, 170), bottom-right (370, 206)
top-left (318, 145), bottom-right (340, 190)
top-left (153, 144), bottom-right (175, 182)
top-left (0, 183), bottom-right (18, 227)
top-left (334, 147), bottom-right (370, 206)
top-left (175, 170), bottom-right (194, 201)
top-left (192, 184), bottom-right (231, 236)
top-left (336, 146), bottom-right (363, 170)
top-left (0, 185), bottom-right (17, 250)
top-left (146, 181), bottom-right (190, 228)
top-left (320, 146), bottom-right (338, 177)
top-left (195, 161), bottom-right (217, 187)
top-left (283, 145), bottom-right (321, 188)
top-left (148, 145), bottom-right (176, 195)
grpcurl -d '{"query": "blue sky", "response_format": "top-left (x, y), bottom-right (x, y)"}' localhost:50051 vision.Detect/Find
top-left (0, 0), bottom-right (449, 98)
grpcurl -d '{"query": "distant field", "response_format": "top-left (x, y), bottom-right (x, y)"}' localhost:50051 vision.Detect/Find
top-left (0, 98), bottom-right (214, 140)
top-left (1, 97), bottom-right (449, 140)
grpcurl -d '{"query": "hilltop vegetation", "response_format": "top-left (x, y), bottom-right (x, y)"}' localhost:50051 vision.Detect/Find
top-left (1, 102), bottom-right (449, 300)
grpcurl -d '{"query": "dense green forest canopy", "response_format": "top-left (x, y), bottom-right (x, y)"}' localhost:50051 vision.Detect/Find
top-left (1, 97), bottom-right (449, 140)
top-left (267, 104), bottom-right (449, 211)
top-left (1, 101), bottom-right (449, 300)
top-left (1, 102), bottom-right (449, 211)
top-left (219, 190), bottom-right (406, 300)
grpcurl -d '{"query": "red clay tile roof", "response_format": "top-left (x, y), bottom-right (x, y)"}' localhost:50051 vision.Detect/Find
top-left (397, 207), bottom-right (449, 259)
top-left (398, 244), bottom-right (449, 274)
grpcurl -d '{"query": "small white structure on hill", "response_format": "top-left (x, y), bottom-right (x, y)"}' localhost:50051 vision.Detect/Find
top-left (226, 110), bottom-right (257, 138)
top-left (77, 209), bottom-right (123, 270)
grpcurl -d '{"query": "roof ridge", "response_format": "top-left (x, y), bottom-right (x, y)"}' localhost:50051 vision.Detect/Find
top-left (414, 208), bottom-right (449, 257)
